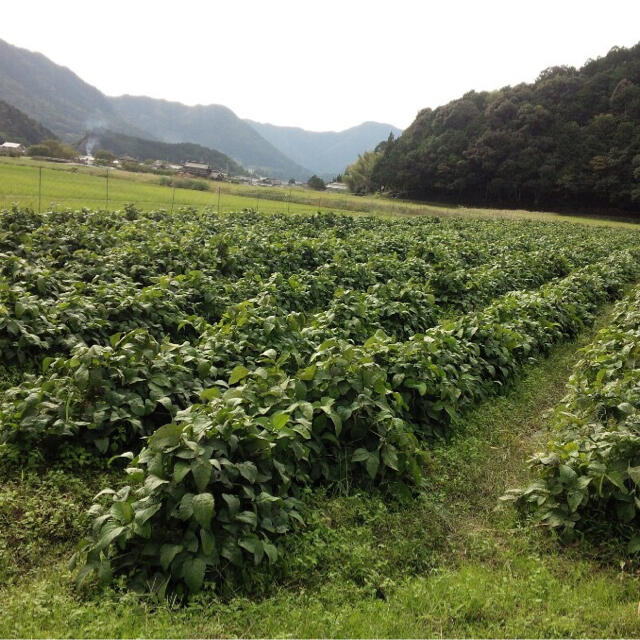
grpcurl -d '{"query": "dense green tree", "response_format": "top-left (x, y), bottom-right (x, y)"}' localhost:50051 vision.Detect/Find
top-left (307, 175), bottom-right (326, 190)
top-left (371, 43), bottom-right (640, 213)
top-left (93, 149), bottom-right (116, 164)
top-left (27, 139), bottom-right (77, 159)
top-left (343, 150), bottom-right (381, 194)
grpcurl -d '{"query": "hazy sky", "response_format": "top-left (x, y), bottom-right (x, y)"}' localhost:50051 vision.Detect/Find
top-left (3, 0), bottom-right (640, 131)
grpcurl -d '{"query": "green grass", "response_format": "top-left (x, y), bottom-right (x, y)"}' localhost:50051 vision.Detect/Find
top-left (1, 156), bottom-right (639, 228)
top-left (0, 158), bottom-right (344, 217)
top-left (2, 304), bottom-right (640, 637)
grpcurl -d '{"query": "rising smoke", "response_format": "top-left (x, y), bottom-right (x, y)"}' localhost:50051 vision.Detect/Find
top-left (85, 135), bottom-right (98, 156)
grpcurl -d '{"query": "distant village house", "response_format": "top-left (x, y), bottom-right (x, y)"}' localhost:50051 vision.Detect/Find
top-left (255, 177), bottom-right (281, 187)
top-left (0, 142), bottom-right (26, 155)
top-left (326, 181), bottom-right (348, 192)
top-left (182, 161), bottom-right (210, 177)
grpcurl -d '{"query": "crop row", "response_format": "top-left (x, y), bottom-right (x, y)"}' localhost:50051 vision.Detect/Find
top-left (3, 206), bottom-right (635, 295)
top-left (505, 284), bottom-right (640, 546)
top-left (2, 219), bottom-right (633, 369)
top-left (70, 251), bottom-right (639, 594)
top-left (0, 208), bottom-right (519, 365)
top-left (1, 244), bottom-right (626, 459)
top-left (1, 207), bottom-right (518, 289)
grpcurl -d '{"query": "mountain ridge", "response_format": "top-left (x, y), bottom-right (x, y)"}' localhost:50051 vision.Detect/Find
top-left (245, 120), bottom-right (402, 177)
top-left (108, 94), bottom-right (312, 180)
top-left (0, 98), bottom-right (55, 145)
top-left (0, 38), bottom-right (309, 178)
top-left (0, 38), bottom-right (151, 141)
top-left (0, 37), bottom-right (401, 180)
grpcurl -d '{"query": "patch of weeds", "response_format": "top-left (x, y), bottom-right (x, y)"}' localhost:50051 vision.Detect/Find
top-left (0, 466), bottom-right (121, 584)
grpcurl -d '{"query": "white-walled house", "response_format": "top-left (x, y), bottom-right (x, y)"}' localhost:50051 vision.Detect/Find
top-left (0, 141), bottom-right (26, 155)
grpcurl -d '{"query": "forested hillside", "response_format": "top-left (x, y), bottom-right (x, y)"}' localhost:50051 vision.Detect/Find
top-left (109, 96), bottom-right (312, 179)
top-left (372, 44), bottom-right (640, 212)
top-left (0, 99), bottom-right (54, 144)
top-left (0, 39), bottom-right (147, 141)
top-left (76, 130), bottom-right (247, 174)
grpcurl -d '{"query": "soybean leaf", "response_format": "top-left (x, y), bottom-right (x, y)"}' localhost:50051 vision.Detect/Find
top-left (148, 423), bottom-right (182, 451)
top-left (192, 493), bottom-right (215, 529)
top-left (228, 365), bottom-right (250, 386)
top-left (160, 544), bottom-right (183, 571)
top-left (365, 451), bottom-right (380, 479)
top-left (183, 556), bottom-right (206, 593)
top-left (191, 459), bottom-right (212, 492)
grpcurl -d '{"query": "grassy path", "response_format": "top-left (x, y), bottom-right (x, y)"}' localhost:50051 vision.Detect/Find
top-left (2, 304), bottom-right (640, 637)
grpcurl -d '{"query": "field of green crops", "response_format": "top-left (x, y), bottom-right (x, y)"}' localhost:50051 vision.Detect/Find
top-left (2, 203), bottom-right (640, 636)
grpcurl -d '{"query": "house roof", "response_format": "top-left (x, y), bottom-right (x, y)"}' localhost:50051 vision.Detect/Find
top-left (183, 161), bottom-right (209, 170)
top-left (0, 142), bottom-right (23, 149)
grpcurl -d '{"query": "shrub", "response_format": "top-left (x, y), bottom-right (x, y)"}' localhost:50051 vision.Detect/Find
top-left (26, 139), bottom-right (76, 159)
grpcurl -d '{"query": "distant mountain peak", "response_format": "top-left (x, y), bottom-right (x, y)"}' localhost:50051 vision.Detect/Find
top-left (0, 37), bottom-right (150, 140)
top-left (0, 37), bottom-right (401, 181)
top-left (108, 95), bottom-right (312, 179)
top-left (245, 119), bottom-right (402, 177)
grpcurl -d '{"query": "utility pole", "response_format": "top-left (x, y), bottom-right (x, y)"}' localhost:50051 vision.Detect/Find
top-left (287, 188), bottom-right (291, 215)
top-left (106, 167), bottom-right (110, 211)
top-left (38, 166), bottom-right (42, 213)
top-left (217, 186), bottom-right (221, 214)
top-left (171, 186), bottom-right (175, 214)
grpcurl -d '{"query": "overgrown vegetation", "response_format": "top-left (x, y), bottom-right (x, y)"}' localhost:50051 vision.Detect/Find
top-left (307, 175), bottom-right (326, 190)
top-left (74, 253), bottom-right (638, 594)
top-left (157, 176), bottom-right (211, 191)
top-left (343, 149), bottom-right (382, 194)
top-left (4, 310), bottom-right (640, 636)
top-left (27, 138), bottom-right (77, 160)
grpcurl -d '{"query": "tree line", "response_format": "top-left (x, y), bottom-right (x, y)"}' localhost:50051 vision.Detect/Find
top-left (352, 44), bottom-right (640, 213)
